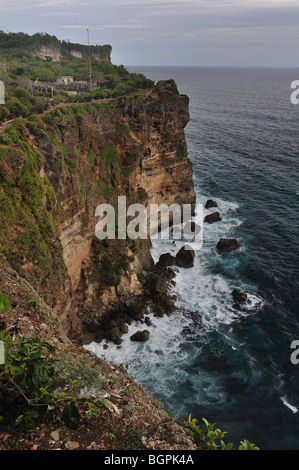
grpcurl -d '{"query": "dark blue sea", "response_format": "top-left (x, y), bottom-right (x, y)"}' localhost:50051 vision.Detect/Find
top-left (86, 66), bottom-right (299, 450)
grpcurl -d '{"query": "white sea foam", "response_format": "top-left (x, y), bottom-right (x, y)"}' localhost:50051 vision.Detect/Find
top-left (280, 397), bottom-right (298, 414)
top-left (85, 191), bottom-right (263, 409)
top-left (84, 309), bottom-right (195, 396)
top-left (151, 194), bottom-right (259, 331)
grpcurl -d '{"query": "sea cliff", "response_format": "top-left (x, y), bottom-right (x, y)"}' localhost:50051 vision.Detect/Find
top-left (0, 81), bottom-right (195, 345)
top-left (0, 80), bottom-right (196, 450)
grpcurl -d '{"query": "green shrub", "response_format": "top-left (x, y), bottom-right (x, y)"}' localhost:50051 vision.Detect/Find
top-left (101, 140), bottom-right (119, 167)
top-left (102, 259), bottom-right (121, 286)
top-left (0, 134), bottom-right (13, 145)
top-left (0, 292), bottom-right (10, 314)
top-left (7, 98), bottom-right (28, 118)
top-left (0, 300), bottom-right (108, 430)
top-left (121, 427), bottom-right (146, 450)
top-left (74, 146), bottom-right (81, 157)
top-left (116, 125), bottom-right (132, 141)
top-left (0, 190), bottom-right (16, 242)
top-left (27, 292), bottom-right (50, 321)
top-left (87, 148), bottom-right (95, 164)
top-left (5, 336), bottom-right (56, 399)
top-left (18, 169), bottom-right (44, 215)
top-left (180, 415), bottom-right (259, 451)
top-left (0, 147), bottom-right (7, 161)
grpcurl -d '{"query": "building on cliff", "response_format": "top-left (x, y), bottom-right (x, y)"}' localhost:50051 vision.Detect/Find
top-left (31, 77), bottom-right (93, 96)
top-left (56, 76), bottom-right (74, 85)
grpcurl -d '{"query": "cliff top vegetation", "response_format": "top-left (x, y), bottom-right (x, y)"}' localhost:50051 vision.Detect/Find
top-left (0, 31), bottom-right (154, 124)
top-left (0, 31), bottom-right (111, 62)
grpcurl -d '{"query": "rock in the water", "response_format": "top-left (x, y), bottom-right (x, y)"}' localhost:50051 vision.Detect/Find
top-left (144, 316), bottom-right (153, 327)
top-left (175, 245), bottom-right (195, 268)
top-left (216, 238), bottom-right (242, 252)
top-left (232, 289), bottom-right (247, 302)
top-left (205, 199), bottom-right (218, 209)
top-left (156, 253), bottom-right (175, 267)
top-left (105, 326), bottom-right (122, 342)
top-left (204, 212), bottom-right (222, 224)
top-left (130, 330), bottom-right (150, 342)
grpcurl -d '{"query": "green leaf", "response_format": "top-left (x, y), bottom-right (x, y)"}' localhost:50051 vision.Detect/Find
top-left (221, 441), bottom-right (234, 450)
top-left (94, 397), bottom-right (109, 408)
top-left (40, 342), bottom-right (55, 354)
top-left (63, 401), bottom-right (80, 429)
top-left (86, 402), bottom-right (98, 420)
top-left (15, 415), bottom-right (24, 426)
top-left (207, 431), bottom-right (216, 440)
top-left (0, 292), bottom-right (10, 314)
top-left (202, 418), bottom-right (210, 428)
top-left (25, 409), bottom-right (39, 419)
top-left (239, 439), bottom-right (260, 450)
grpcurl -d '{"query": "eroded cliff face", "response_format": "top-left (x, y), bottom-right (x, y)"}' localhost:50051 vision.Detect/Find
top-left (33, 44), bottom-right (112, 63)
top-left (0, 81), bottom-right (195, 345)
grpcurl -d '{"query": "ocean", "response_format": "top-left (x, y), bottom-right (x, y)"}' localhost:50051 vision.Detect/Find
top-left (86, 66), bottom-right (299, 450)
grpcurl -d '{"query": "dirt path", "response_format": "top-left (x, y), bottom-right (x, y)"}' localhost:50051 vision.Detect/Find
top-left (0, 97), bottom-right (113, 135)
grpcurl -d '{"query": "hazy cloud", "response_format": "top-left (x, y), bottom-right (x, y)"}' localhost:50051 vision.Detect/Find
top-left (0, 0), bottom-right (298, 66)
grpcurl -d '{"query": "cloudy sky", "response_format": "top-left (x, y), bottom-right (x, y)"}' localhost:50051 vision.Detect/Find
top-left (1, 0), bottom-right (299, 67)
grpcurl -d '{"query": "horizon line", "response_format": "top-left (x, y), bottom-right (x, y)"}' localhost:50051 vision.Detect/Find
top-left (124, 64), bottom-right (298, 69)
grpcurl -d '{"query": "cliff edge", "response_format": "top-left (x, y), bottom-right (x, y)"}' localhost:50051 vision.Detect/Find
top-left (0, 80), bottom-right (196, 450)
top-left (0, 81), bottom-right (195, 344)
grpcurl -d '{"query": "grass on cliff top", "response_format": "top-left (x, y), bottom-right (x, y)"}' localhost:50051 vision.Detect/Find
top-left (0, 37), bottom-right (154, 125)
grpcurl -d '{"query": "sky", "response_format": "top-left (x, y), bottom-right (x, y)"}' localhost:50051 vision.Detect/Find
top-left (1, 0), bottom-right (299, 67)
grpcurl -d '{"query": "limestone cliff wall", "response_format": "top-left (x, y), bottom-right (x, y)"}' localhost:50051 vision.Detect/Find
top-left (0, 81), bottom-right (195, 344)
top-left (34, 44), bottom-right (112, 63)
